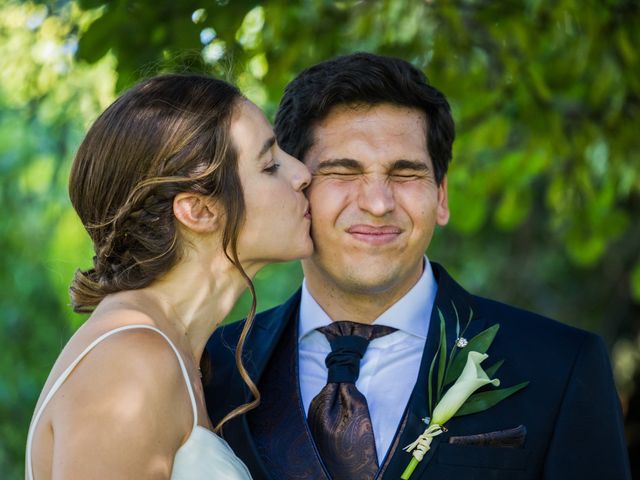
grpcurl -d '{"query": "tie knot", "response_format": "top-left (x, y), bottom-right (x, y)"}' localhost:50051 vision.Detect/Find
top-left (318, 320), bottom-right (397, 342)
top-left (317, 321), bottom-right (396, 383)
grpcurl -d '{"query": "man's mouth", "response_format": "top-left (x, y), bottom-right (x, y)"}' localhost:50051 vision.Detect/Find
top-left (345, 224), bottom-right (402, 245)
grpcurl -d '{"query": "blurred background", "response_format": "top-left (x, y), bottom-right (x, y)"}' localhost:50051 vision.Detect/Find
top-left (1, 0), bottom-right (638, 477)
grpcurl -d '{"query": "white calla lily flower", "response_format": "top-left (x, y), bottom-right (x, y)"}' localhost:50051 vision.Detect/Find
top-left (431, 351), bottom-right (500, 425)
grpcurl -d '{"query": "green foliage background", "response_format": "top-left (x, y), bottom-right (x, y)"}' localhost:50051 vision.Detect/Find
top-left (1, 0), bottom-right (638, 477)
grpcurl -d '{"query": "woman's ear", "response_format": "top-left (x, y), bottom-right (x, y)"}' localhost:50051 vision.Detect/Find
top-left (173, 193), bottom-right (219, 233)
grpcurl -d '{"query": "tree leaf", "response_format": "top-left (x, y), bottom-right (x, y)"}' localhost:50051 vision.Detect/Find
top-left (454, 382), bottom-right (530, 417)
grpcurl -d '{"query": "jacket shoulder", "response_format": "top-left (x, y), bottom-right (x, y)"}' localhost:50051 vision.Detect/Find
top-left (204, 292), bottom-right (301, 425)
top-left (204, 319), bottom-right (249, 425)
top-left (469, 295), bottom-right (611, 392)
top-left (472, 295), bottom-right (598, 348)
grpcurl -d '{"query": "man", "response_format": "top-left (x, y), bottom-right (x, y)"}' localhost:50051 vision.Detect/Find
top-left (205, 53), bottom-right (630, 479)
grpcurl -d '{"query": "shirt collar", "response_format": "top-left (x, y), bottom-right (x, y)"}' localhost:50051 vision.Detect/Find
top-left (299, 257), bottom-right (436, 342)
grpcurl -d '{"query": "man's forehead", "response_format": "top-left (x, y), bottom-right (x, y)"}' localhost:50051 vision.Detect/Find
top-left (304, 102), bottom-right (429, 166)
top-left (316, 102), bottom-right (427, 127)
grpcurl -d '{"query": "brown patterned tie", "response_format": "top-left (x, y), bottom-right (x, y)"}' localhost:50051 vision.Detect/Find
top-left (308, 321), bottom-right (397, 480)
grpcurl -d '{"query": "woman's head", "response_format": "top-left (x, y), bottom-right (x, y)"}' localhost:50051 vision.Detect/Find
top-left (69, 74), bottom-right (311, 312)
top-left (68, 73), bottom-right (311, 430)
top-left (69, 74), bottom-right (244, 311)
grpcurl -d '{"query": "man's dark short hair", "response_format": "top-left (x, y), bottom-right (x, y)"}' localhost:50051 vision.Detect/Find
top-left (274, 52), bottom-right (455, 184)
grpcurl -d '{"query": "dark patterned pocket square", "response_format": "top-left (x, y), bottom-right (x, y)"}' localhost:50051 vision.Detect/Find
top-left (448, 424), bottom-right (527, 448)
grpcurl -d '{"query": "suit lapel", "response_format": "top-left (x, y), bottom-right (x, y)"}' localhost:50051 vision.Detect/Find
top-left (244, 289), bottom-right (303, 384)
top-left (380, 263), bottom-right (487, 479)
top-left (222, 290), bottom-right (303, 480)
top-left (248, 304), bottom-right (331, 479)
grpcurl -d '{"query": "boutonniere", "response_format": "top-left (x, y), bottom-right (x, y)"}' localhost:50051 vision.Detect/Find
top-left (401, 304), bottom-right (529, 479)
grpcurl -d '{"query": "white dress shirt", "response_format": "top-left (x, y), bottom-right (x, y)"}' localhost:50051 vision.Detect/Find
top-left (298, 258), bottom-right (437, 465)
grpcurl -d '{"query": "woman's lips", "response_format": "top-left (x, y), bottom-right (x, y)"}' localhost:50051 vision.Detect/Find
top-left (346, 224), bottom-right (402, 245)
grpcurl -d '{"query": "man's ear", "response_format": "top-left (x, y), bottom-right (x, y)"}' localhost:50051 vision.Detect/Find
top-left (436, 175), bottom-right (450, 226)
top-left (173, 192), bottom-right (219, 233)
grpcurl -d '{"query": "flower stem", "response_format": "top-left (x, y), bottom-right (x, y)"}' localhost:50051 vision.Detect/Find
top-left (400, 458), bottom-right (419, 479)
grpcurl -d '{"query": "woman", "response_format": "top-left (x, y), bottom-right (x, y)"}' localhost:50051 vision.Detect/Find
top-left (25, 74), bottom-right (312, 479)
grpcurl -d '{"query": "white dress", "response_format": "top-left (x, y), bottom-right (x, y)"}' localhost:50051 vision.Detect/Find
top-left (25, 324), bottom-right (252, 479)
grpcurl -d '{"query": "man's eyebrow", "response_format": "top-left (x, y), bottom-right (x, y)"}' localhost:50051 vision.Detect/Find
top-left (314, 158), bottom-right (362, 171)
top-left (258, 137), bottom-right (276, 159)
top-left (389, 159), bottom-right (430, 172)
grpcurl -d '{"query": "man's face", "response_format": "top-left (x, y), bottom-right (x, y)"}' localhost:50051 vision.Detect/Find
top-left (302, 103), bottom-right (449, 298)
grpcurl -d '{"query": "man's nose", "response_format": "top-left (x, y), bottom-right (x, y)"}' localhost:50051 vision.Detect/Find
top-left (357, 176), bottom-right (395, 216)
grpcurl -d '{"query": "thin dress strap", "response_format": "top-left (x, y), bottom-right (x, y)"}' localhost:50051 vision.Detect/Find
top-left (26, 324), bottom-right (198, 480)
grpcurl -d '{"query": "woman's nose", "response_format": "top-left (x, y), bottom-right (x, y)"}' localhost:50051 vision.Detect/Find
top-left (286, 152), bottom-right (311, 191)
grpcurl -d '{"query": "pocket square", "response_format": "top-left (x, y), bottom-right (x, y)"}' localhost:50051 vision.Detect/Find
top-left (448, 424), bottom-right (527, 448)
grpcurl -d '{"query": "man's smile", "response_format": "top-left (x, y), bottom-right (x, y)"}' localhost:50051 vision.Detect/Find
top-left (345, 224), bottom-right (403, 245)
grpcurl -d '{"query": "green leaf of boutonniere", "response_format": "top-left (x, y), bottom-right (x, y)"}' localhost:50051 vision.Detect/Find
top-left (402, 306), bottom-right (529, 480)
top-left (454, 381), bottom-right (530, 417)
top-left (444, 324), bottom-right (500, 386)
top-left (436, 311), bottom-right (447, 403)
top-left (427, 335), bottom-right (440, 414)
top-left (484, 359), bottom-right (504, 378)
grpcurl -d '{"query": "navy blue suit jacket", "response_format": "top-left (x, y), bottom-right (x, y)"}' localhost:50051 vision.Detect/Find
top-left (205, 263), bottom-right (630, 479)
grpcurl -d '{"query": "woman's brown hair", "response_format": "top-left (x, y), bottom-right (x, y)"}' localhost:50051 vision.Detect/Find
top-left (68, 74), bottom-right (259, 430)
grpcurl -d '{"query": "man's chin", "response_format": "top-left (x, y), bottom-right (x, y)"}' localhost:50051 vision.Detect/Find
top-left (304, 257), bottom-right (422, 297)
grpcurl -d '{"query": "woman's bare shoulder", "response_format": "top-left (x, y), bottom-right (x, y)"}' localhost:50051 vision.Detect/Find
top-left (48, 307), bottom-right (192, 437)
top-left (30, 302), bottom-right (194, 478)
top-left (40, 322), bottom-right (191, 478)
